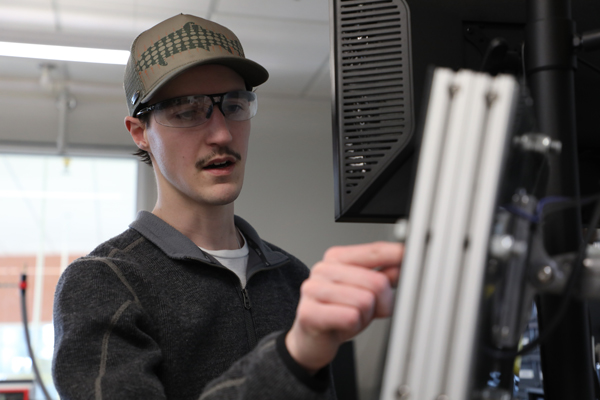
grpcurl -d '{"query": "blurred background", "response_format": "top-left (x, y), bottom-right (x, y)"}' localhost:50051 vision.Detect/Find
top-left (0, 1), bottom-right (395, 399)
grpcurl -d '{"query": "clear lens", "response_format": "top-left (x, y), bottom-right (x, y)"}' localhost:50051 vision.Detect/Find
top-left (153, 96), bottom-right (211, 128)
top-left (152, 91), bottom-right (257, 128)
top-left (221, 91), bottom-right (258, 121)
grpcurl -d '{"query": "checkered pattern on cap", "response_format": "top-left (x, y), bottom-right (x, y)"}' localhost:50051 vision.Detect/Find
top-left (124, 14), bottom-right (269, 116)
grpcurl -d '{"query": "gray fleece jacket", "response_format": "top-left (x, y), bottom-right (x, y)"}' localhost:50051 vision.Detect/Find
top-left (52, 211), bottom-right (333, 399)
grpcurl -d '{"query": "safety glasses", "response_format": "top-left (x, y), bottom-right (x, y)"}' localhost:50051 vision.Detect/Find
top-left (136, 90), bottom-right (258, 128)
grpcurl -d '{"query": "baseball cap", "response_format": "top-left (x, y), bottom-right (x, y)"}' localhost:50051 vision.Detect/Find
top-left (124, 14), bottom-right (269, 117)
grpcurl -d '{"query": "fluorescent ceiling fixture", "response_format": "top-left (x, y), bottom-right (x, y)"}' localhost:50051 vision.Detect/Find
top-left (0, 41), bottom-right (129, 65)
top-left (0, 190), bottom-right (121, 200)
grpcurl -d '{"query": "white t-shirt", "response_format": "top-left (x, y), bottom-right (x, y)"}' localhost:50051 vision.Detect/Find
top-left (199, 231), bottom-right (249, 288)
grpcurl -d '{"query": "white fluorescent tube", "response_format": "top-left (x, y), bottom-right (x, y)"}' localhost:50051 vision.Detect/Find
top-left (0, 41), bottom-right (129, 65)
top-left (0, 190), bottom-right (121, 200)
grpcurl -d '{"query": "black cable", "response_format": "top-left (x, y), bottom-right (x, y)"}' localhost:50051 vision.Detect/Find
top-left (578, 57), bottom-right (600, 76)
top-left (20, 274), bottom-right (52, 400)
top-left (538, 193), bottom-right (600, 219)
top-left (501, 193), bottom-right (600, 224)
top-left (594, 360), bottom-right (600, 399)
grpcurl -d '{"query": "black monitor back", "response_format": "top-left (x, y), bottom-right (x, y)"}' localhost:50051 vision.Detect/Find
top-left (330, 0), bottom-right (600, 223)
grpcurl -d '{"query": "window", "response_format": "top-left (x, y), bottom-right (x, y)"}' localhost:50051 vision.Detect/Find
top-left (0, 154), bottom-right (137, 397)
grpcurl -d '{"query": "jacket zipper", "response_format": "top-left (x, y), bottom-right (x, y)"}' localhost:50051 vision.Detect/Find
top-left (241, 260), bottom-right (291, 350)
top-left (185, 249), bottom-right (290, 350)
top-left (242, 288), bottom-right (252, 310)
top-left (241, 287), bottom-right (258, 349)
top-left (240, 259), bottom-right (291, 350)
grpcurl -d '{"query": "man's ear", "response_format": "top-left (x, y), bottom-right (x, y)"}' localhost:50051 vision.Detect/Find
top-left (125, 116), bottom-right (149, 151)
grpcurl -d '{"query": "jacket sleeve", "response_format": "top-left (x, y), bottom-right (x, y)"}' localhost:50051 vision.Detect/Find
top-left (52, 257), bottom-right (167, 399)
top-left (199, 332), bottom-right (335, 400)
top-left (52, 258), bottom-right (335, 400)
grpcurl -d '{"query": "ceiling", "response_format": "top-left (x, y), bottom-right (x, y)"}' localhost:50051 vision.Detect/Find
top-left (0, 0), bottom-right (332, 100)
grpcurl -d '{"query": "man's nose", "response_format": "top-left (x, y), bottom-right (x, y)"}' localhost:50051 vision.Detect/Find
top-left (204, 105), bottom-right (233, 144)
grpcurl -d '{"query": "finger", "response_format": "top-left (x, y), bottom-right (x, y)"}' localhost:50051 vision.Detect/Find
top-left (310, 263), bottom-right (394, 317)
top-left (301, 279), bottom-right (376, 326)
top-left (323, 242), bottom-right (403, 270)
top-left (296, 297), bottom-right (363, 339)
top-left (377, 264), bottom-right (401, 288)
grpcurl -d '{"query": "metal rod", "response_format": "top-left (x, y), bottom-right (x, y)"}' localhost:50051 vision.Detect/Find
top-left (56, 89), bottom-right (68, 155)
top-left (21, 275), bottom-right (52, 400)
top-left (525, 0), bottom-right (595, 398)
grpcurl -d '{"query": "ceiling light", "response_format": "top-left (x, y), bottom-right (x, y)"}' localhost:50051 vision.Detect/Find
top-left (0, 190), bottom-right (121, 200)
top-left (0, 41), bottom-right (129, 65)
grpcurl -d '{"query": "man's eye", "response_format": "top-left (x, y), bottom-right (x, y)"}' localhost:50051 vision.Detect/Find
top-left (223, 102), bottom-right (247, 114)
top-left (175, 110), bottom-right (198, 120)
top-left (170, 106), bottom-right (203, 121)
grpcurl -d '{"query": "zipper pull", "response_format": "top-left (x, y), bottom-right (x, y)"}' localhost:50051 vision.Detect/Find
top-left (242, 288), bottom-right (252, 310)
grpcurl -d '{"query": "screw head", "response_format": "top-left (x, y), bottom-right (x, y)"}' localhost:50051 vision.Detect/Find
top-left (537, 265), bottom-right (553, 283)
top-left (396, 385), bottom-right (410, 400)
top-left (394, 219), bottom-right (409, 242)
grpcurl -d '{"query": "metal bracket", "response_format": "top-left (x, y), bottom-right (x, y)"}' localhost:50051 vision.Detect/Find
top-left (580, 246), bottom-right (600, 299)
top-left (526, 245), bottom-right (600, 300)
top-left (489, 190), bottom-right (536, 348)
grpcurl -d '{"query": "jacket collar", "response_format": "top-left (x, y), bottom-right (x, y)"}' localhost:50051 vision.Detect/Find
top-left (129, 211), bottom-right (289, 269)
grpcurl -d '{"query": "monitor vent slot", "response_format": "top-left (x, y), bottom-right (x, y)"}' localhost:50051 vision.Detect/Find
top-left (332, 0), bottom-right (413, 206)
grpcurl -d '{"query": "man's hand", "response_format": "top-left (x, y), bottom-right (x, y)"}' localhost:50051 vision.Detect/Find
top-left (285, 241), bottom-right (403, 373)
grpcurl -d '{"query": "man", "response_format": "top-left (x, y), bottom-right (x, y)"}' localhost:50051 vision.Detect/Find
top-left (52, 14), bottom-right (402, 399)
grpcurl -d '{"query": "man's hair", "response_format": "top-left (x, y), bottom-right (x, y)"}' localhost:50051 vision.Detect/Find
top-left (133, 113), bottom-right (153, 166)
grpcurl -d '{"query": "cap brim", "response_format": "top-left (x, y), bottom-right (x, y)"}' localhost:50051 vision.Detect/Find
top-left (137, 56), bottom-right (269, 112)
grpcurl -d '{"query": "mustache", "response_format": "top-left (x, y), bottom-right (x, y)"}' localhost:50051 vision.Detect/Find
top-left (195, 147), bottom-right (242, 169)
